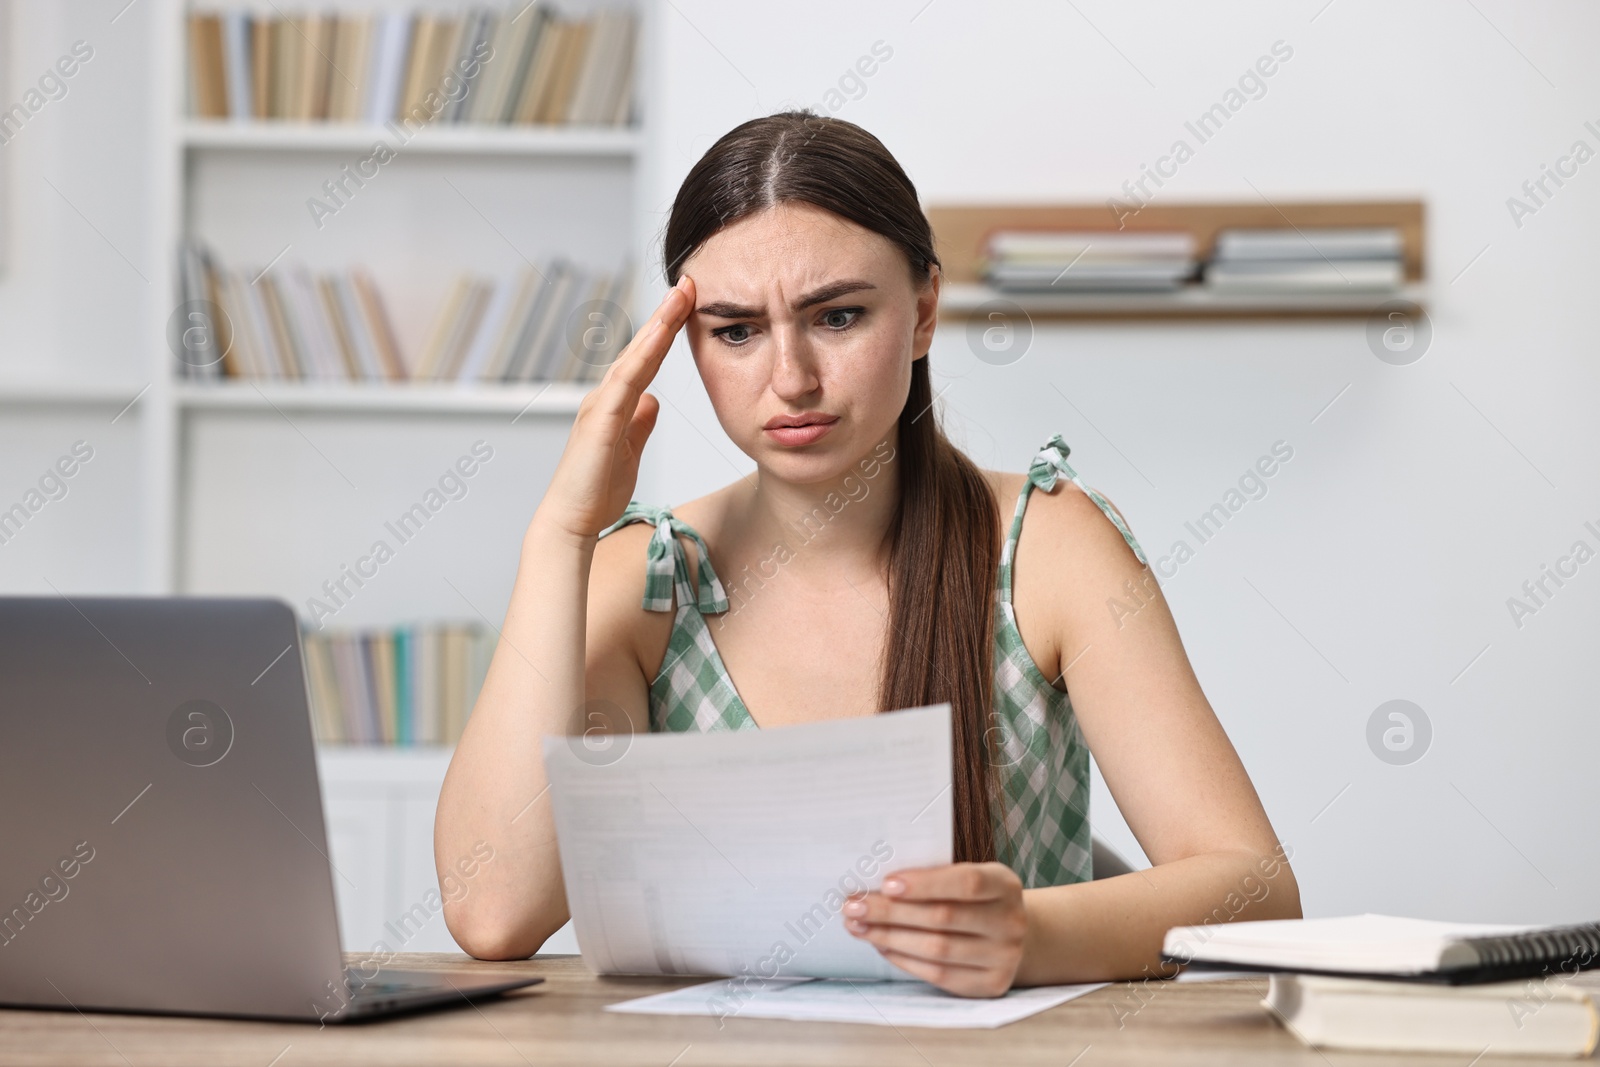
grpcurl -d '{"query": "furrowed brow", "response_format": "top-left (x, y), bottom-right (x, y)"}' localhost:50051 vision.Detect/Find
top-left (795, 280), bottom-right (876, 310)
top-left (696, 301), bottom-right (761, 319)
top-left (695, 280), bottom-right (878, 320)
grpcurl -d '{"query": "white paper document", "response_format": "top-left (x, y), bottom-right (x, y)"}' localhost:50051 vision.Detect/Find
top-left (541, 704), bottom-right (953, 981)
top-left (606, 976), bottom-right (1108, 1029)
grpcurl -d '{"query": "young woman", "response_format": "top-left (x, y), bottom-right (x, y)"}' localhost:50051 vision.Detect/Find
top-left (435, 112), bottom-right (1300, 997)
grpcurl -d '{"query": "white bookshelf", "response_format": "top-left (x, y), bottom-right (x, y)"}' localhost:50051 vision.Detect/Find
top-left (181, 119), bottom-right (640, 157)
top-left (174, 380), bottom-right (592, 414)
top-left (0, 380), bottom-right (151, 406)
top-left (148, 0), bottom-right (654, 594)
top-left (129, 0), bottom-right (656, 953)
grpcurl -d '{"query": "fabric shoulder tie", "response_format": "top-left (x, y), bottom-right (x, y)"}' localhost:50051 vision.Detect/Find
top-left (1027, 434), bottom-right (1149, 566)
top-left (599, 501), bottom-right (730, 614)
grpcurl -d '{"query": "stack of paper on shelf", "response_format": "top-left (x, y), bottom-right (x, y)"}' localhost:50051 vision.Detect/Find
top-left (301, 624), bottom-right (494, 746)
top-left (178, 242), bottom-right (632, 384)
top-left (1203, 226), bottom-right (1403, 293)
top-left (1162, 913), bottom-right (1600, 1057)
top-left (982, 230), bottom-right (1196, 291)
top-left (186, 5), bottom-right (637, 127)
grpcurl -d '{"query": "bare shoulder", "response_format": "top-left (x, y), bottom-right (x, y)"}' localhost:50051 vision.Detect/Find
top-left (587, 522), bottom-right (660, 644)
top-left (666, 482), bottom-right (743, 542)
top-left (586, 481), bottom-right (743, 649)
top-left (985, 468), bottom-right (1144, 577)
top-left (589, 520), bottom-right (654, 600)
top-left (656, 481), bottom-right (746, 589)
top-left (993, 466), bottom-right (1151, 657)
top-left (992, 465), bottom-right (1153, 681)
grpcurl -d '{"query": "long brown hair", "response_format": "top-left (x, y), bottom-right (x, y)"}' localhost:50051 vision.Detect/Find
top-left (663, 112), bottom-right (1002, 863)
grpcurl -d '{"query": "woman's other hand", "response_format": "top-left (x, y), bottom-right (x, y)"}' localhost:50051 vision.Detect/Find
top-left (844, 862), bottom-right (1029, 997)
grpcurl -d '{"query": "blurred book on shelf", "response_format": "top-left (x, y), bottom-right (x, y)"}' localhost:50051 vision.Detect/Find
top-left (302, 623), bottom-right (493, 746)
top-left (1204, 226), bottom-right (1404, 293)
top-left (177, 242), bottom-right (632, 383)
top-left (186, 5), bottom-right (636, 127)
top-left (982, 230), bottom-right (1196, 292)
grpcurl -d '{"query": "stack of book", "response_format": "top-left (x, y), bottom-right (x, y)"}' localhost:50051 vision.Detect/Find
top-left (982, 230), bottom-right (1196, 292)
top-left (411, 262), bottom-right (633, 382)
top-left (177, 243), bottom-right (632, 383)
top-left (1164, 913), bottom-right (1600, 1057)
top-left (301, 624), bottom-right (493, 745)
top-left (187, 5), bottom-right (636, 126)
top-left (1203, 227), bottom-right (1404, 293)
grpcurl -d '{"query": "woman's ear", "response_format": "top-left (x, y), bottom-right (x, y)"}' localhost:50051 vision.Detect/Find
top-left (912, 265), bottom-right (941, 360)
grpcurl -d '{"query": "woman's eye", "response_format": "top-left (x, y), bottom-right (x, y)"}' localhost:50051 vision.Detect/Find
top-left (714, 324), bottom-right (753, 345)
top-left (821, 308), bottom-right (861, 330)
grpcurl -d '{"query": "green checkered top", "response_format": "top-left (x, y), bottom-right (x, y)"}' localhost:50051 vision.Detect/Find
top-left (598, 434), bottom-right (1147, 888)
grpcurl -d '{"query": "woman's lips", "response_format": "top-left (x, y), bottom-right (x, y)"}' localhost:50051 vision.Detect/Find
top-left (763, 416), bottom-right (839, 446)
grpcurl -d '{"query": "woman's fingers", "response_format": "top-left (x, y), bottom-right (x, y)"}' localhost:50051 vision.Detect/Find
top-left (578, 280), bottom-right (691, 441)
top-left (844, 864), bottom-right (1023, 939)
top-left (843, 890), bottom-right (1026, 961)
top-left (878, 862), bottom-right (1018, 903)
top-left (601, 276), bottom-right (695, 397)
top-left (623, 392), bottom-right (660, 459)
top-left (537, 278), bottom-right (696, 539)
top-left (843, 862), bottom-right (1028, 998)
top-left (847, 921), bottom-right (997, 967)
top-left (875, 949), bottom-right (1012, 999)
top-left (843, 895), bottom-right (1007, 937)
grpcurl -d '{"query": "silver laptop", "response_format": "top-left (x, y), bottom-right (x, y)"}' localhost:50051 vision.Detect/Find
top-left (0, 596), bottom-right (540, 1022)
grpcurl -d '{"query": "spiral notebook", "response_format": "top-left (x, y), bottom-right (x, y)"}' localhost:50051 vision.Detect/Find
top-left (1163, 914), bottom-right (1600, 985)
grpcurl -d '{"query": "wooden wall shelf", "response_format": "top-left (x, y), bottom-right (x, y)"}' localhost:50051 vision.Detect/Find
top-left (938, 280), bottom-right (1428, 321)
top-left (926, 200), bottom-right (1426, 321)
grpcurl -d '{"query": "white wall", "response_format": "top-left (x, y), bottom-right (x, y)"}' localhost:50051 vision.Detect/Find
top-left (0, 0), bottom-right (155, 592)
top-left (639, 0), bottom-right (1600, 924)
top-left (0, 0), bottom-right (153, 379)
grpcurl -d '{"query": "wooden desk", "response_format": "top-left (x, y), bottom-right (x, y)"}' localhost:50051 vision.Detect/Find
top-left (0, 954), bottom-right (1535, 1066)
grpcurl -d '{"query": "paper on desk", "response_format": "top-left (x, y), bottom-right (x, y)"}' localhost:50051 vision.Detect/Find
top-left (541, 704), bottom-right (953, 981)
top-left (606, 977), bottom-right (1108, 1029)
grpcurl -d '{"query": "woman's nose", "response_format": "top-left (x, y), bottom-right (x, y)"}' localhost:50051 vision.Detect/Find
top-left (769, 327), bottom-right (820, 401)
